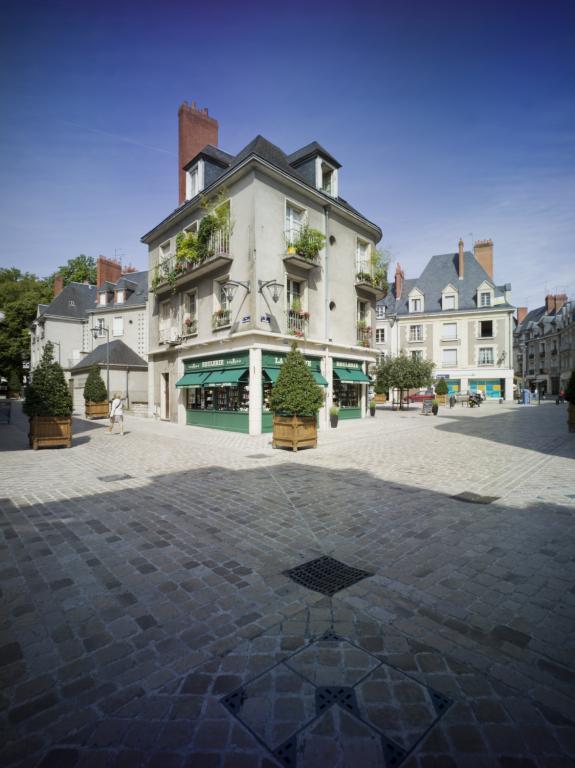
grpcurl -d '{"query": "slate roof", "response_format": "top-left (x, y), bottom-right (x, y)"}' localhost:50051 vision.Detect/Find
top-left (71, 340), bottom-right (147, 370)
top-left (142, 135), bottom-right (381, 242)
top-left (183, 144), bottom-right (234, 170)
top-left (380, 252), bottom-right (514, 316)
top-left (37, 283), bottom-right (97, 321)
top-left (93, 271), bottom-right (148, 309)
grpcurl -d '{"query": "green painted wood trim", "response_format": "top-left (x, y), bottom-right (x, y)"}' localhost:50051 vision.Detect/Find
top-left (339, 407), bottom-right (362, 420)
top-left (186, 410), bottom-right (249, 433)
top-left (262, 412), bottom-right (273, 433)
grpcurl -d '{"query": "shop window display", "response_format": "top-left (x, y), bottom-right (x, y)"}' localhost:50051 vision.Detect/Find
top-left (333, 381), bottom-right (360, 408)
top-left (186, 384), bottom-right (249, 411)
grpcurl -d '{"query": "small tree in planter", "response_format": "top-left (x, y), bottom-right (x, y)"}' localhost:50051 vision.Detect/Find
top-left (565, 371), bottom-right (575, 432)
top-left (270, 343), bottom-right (324, 450)
top-left (23, 342), bottom-right (73, 449)
top-left (435, 378), bottom-right (448, 404)
top-left (83, 365), bottom-right (109, 419)
top-left (329, 405), bottom-right (339, 428)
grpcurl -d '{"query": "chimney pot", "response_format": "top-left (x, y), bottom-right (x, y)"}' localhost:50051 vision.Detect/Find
top-left (458, 239), bottom-right (464, 280)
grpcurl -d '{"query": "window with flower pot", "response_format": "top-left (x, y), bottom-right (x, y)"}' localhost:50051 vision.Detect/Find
top-left (285, 203), bottom-right (305, 249)
top-left (286, 277), bottom-right (308, 336)
top-left (213, 279), bottom-right (231, 329)
top-left (183, 290), bottom-right (198, 336)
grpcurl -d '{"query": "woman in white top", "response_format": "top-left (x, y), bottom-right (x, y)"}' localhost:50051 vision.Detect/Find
top-left (107, 393), bottom-right (124, 435)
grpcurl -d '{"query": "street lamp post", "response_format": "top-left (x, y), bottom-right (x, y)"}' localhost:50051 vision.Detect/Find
top-left (91, 325), bottom-right (110, 397)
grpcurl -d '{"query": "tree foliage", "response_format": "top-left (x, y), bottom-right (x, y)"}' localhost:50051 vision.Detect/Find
top-left (0, 268), bottom-right (52, 380)
top-left (83, 365), bottom-right (108, 403)
top-left (269, 344), bottom-right (324, 416)
top-left (435, 378), bottom-right (449, 396)
top-left (23, 342), bottom-right (73, 418)
top-left (374, 353), bottom-right (434, 396)
top-left (8, 369), bottom-right (21, 394)
top-left (565, 371), bottom-right (575, 406)
top-left (56, 254), bottom-right (97, 286)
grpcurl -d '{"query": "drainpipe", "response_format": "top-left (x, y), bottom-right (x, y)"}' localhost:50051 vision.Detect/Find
top-left (125, 367), bottom-right (129, 409)
top-left (324, 205), bottom-right (331, 341)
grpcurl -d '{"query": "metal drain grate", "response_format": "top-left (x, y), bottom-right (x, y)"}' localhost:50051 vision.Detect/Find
top-left (98, 474), bottom-right (134, 482)
top-left (316, 686), bottom-right (361, 718)
top-left (283, 556), bottom-right (373, 596)
top-left (451, 491), bottom-right (500, 505)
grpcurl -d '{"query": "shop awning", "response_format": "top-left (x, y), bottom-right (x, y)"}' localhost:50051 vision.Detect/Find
top-left (333, 367), bottom-right (370, 384)
top-left (204, 368), bottom-right (248, 386)
top-left (175, 372), bottom-right (209, 388)
top-left (311, 371), bottom-right (328, 386)
top-left (263, 368), bottom-right (280, 384)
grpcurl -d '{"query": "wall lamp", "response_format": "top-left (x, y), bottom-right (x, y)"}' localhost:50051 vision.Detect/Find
top-left (221, 280), bottom-right (250, 303)
top-left (258, 279), bottom-right (284, 304)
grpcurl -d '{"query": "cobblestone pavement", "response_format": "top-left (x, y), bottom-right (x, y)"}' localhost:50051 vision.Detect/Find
top-left (1, 400), bottom-right (574, 767)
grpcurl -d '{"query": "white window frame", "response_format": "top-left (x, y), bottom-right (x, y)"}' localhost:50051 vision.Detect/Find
top-left (480, 291), bottom-right (492, 307)
top-left (116, 290), bottom-right (124, 304)
top-left (96, 318), bottom-right (106, 338)
top-left (356, 238), bottom-right (370, 275)
top-left (185, 160), bottom-right (204, 200)
top-left (112, 316), bottom-right (124, 337)
top-left (443, 294), bottom-right (456, 310)
top-left (442, 322), bottom-right (457, 340)
top-left (409, 324), bottom-right (423, 342)
top-left (357, 299), bottom-right (369, 325)
top-left (183, 220), bottom-right (199, 234)
top-left (442, 348), bottom-right (458, 366)
top-left (478, 347), bottom-right (494, 366)
top-left (376, 305), bottom-right (385, 319)
top-left (286, 276), bottom-right (305, 311)
top-left (285, 201), bottom-right (306, 248)
top-left (159, 240), bottom-right (172, 266)
top-left (411, 350), bottom-right (423, 361)
top-left (315, 157), bottom-right (338, 197)
top-left (375, 328), bottom-right (385, 344)
top-left (98, 292), bottom-right (107, 306)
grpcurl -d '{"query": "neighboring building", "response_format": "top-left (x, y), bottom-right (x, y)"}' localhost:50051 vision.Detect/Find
top-left (31, 258), bottom-right (149, 412)
top-left (69, 340), bottom-right (148, 410)
top-left (513, 294), bottom-right (574, 395)
top-left (142, 101), bottom-right (383, 434)
top-left (375, 239), bottom-right (516, 400)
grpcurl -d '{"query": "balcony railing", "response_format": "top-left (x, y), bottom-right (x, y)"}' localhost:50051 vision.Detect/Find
top-left (286, 310), bottom-right (309, 337)
top-left (182, 318), bottom-right (198, 336)
top-left (212, 309), bottom-right (231, 330)
top-left (357, 325), bottom-right (372, 347)
top-left (152, 227), bottom-right (231, 292)
top-left (159, 327), bottom-right (180, 344)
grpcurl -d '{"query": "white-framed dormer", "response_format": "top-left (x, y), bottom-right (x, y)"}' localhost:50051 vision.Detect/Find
top-left (441, 284), bottom-right (458, 311)
top-left (477, 281), bottom-right (495, 308)
top-left (408, 287), bottom-right (424, 314)
top-left (98, 291), bottom-right (107, 307)
top-left (315, 157), bottom-right (338, 198)
top-left (185, 159), bottom-right (205, 201)
top-left (115, 289), bottom-right (125, 304)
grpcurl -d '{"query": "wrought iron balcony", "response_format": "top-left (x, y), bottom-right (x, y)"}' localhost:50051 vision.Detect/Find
top-left (212, 310), bottom-right (231, 330)
top-left (286, 310), bottom-right (309, 337)
top-left (356, 325), bottom-right (372, 347)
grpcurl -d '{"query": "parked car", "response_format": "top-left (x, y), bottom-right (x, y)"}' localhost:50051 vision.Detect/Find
top-left (407, 389), bottom-right (434, 403)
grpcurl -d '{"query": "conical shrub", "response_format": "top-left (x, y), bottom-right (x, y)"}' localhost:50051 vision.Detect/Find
top-left (83, 365), bottom-right (108, 403)
top-left (23, 342), bottom-right (73, 418)
top-left (269, 343), bottom-right (324, 416)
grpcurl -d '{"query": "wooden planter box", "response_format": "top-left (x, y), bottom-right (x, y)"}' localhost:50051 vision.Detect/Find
top-left (85, 400), bottom-right (109, 419)
top-left (435, 395), bottom-right (447, 405)
top-left (272, 414), bottom-right (317, 451)
top-left (29, 416), bottom-right (72, 450)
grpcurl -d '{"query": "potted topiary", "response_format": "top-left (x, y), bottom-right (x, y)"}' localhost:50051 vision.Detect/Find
top-left (83, 365), bottom-right (109, 419)
top-left (435, 378), bottom-right (448, 405)
top-left (431, 398), bottom-right (439, 416)
top-left (369, 399), bottom-right (377, 417)
top-left (269, 343), bottom-right (324, 451)
top-left (565, 371), bottom-right (575, 433)
top-left (329, 405), bottom-right (339, 428)
top-left (24, 342), bottom-right (73, 449)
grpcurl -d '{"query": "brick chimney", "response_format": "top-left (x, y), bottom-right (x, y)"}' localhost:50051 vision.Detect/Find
top-left (516, 307), bottom-right (528, 325)
top-left (394, 262), bottom-right (404, 298)
top-left (178, 101), bottom-right (218, 205)
top-left (458, 238), bottom-right (464, 280)
top-left (97, 256), bottom-right (122, 289)
top-left (53, 274), bottom-right (64, 298)
top-left (474, 239), bottom-right (494, 280)
top-left (545, 293), bottom-right (568, 315)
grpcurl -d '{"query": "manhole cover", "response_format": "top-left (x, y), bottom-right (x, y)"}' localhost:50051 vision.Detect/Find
top-left (98, 474), bottom-right (134, 482)
top-left (283, 556), bottom-right (373, 596)
top-left (451, 491), bottom-right (499, 505)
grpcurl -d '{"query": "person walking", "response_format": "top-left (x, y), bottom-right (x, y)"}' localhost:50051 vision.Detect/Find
top-left (107, 393), bottom-right (124, 435)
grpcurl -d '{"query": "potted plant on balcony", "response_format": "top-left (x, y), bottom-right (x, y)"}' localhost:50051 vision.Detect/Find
top-left (24, 342), bottom-right (73, 449)
top-left (329, 405), bottom-right (339, 428)
top-left (83, 365), bottom-right (109, 419)
top-left (434, 377), bottom-right (448, 405)
top-left (294, 225), bottom-right (326, 262)
top-left (565, 371), bottom-right (575, 432)
top-left (270, 343), bottom-right (324, 451)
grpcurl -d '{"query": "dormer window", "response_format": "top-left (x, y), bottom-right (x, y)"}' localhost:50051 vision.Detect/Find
top-left (185, 160), bottom-right (204, 200)
top-left (316, 158), bottom-right (338, 197)
top-left (98, 292), bottom-right (107, 306)
top-left (480, 291), bottom-right (492, 307)
top-left (443, 295), bottom-right (455, 310)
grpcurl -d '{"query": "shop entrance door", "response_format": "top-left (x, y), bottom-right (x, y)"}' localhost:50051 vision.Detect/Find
top-left (161, 373), bottom-right (169, 420)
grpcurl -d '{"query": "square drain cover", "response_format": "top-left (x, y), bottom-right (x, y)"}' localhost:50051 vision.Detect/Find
top-left (284, 556), bottom-right (373, 596)
top-left (451, 491), bottom-right (499, 505)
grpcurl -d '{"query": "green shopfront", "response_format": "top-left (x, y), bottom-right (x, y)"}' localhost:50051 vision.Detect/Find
top-left (261, 352), bottom-right (328, 433)
top-left (332, 359), bottom-right (371, 419)
top-left (177, 352), bottom-right (250, 432)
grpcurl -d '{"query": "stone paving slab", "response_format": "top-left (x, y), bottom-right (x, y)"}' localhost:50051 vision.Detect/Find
top-left (0, 400), bottom-right (574, 766)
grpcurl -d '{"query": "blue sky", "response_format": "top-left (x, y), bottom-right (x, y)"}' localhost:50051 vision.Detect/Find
top-left (1, 0), bottom-right (573, 310)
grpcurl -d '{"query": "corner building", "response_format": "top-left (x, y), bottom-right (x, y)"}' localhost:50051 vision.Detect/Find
top-left (142, 103), bottom-right (383, 433)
